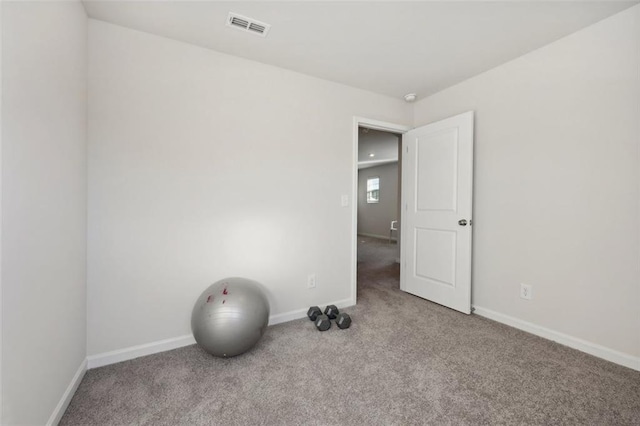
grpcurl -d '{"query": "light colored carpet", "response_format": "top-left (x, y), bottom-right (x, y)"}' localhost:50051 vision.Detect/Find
top-left (61, 236), bottom-right (640, 425)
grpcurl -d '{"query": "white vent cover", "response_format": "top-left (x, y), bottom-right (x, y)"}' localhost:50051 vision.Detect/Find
top-left (227, 12), bottom-right (271, 37)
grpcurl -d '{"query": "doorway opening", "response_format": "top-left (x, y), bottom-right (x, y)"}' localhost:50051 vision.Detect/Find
top-left (357, 128), bottom-right (402, 296)
top-left (351, 112), bottom-right (474, 313)
top-left (350, 118), bottom-right (410, 305)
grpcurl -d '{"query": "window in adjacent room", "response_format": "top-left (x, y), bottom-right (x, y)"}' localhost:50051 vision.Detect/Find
top-left (367, 177), bottom-right (380, 203)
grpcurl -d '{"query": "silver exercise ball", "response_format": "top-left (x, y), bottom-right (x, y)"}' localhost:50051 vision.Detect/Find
top-left (191, 277), bottom-right (270, 358)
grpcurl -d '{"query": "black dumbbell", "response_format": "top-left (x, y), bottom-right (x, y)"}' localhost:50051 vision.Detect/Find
top-left (315, 314), bottom-right (331, 331)
top-left (324, 305), bottom-right (339, 319)
top-left (335, 312), bottom-right (352, 329)
top-left (307, 306), bottom-right (322, 321)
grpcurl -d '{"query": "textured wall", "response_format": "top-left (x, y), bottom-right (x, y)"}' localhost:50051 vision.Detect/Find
top-left (358, 163), bottom-right (399, 239)
top-left (87, 20), bottom-right (411, 355)
top-left (414, 5), bottom-right (640, 358)
top-left (2, 2), bottom-right (87, 424)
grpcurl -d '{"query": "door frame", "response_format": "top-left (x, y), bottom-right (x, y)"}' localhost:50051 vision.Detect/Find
top-left (0, 2), bottom-right (4, 420)
top-left (351, 117), bottom-right (411, 304)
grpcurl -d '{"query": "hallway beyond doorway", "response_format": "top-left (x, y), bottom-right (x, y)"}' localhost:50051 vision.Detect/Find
top-left (357, 235), bottom-right (399, 293)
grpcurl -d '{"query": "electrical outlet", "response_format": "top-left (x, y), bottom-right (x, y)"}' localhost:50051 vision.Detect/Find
top-left (520, 283), bottom-right (532, 300)
top-left (307, 274), bottom-right (316, 289)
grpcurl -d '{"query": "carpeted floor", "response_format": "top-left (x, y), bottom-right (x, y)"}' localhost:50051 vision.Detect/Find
top-left (61, 236), bottom-right (640, 425)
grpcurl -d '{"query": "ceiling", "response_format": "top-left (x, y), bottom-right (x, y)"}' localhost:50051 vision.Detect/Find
top-left (82, 1), bottom-right (638, 100)
top-left (358, 128), bottom-right (399, 169)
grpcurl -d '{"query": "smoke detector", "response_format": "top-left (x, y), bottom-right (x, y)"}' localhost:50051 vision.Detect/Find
top-left (404, 93), bottom-right (417, 102)
top-left (227, 12), bottom-right (271, 37)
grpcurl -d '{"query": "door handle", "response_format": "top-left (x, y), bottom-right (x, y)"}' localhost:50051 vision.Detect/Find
top-left (458, 219), bottom-right (468, 226)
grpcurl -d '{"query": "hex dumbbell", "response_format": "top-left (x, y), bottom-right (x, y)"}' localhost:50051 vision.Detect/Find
top-left (314, 314), bottom-right (331, 331)
top-left (324, 305), bottom-right (339, 319)
top-left (307, 306), bottom-right (322, 321)
top-left (335, 312), bottom-right (352, 329)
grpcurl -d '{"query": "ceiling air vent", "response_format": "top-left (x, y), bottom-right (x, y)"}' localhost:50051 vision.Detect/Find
top-left (227, 12), bottom-right (271, 37)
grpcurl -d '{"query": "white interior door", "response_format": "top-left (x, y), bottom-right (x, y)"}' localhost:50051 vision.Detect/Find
top-left (400, 111), bottom-right (474, 314)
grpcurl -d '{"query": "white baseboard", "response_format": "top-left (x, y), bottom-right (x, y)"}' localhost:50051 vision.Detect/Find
top-left (357, 232), bottom-right (397, 242)
top-left (47, 358), bottom-right (87, 426)
top-left (87, 334), bottom-right (196, 369)
top-left (88, 297), bottom-right (355, 370)
top-left (473, 305), bottom-right (640, 372)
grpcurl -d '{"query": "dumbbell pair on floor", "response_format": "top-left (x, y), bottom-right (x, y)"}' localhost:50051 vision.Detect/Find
top-left (307, 305), bottom-right (351, 331)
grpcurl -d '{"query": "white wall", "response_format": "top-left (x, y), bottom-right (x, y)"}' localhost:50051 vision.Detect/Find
top-left (1, 1), bottom-right (87, 424)
top-left (87, 20), bottom-right (411, 356)
top-left (358, 163), bottom-right (399, 239)
top-left (414, 5), bottom-right (640, 358)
